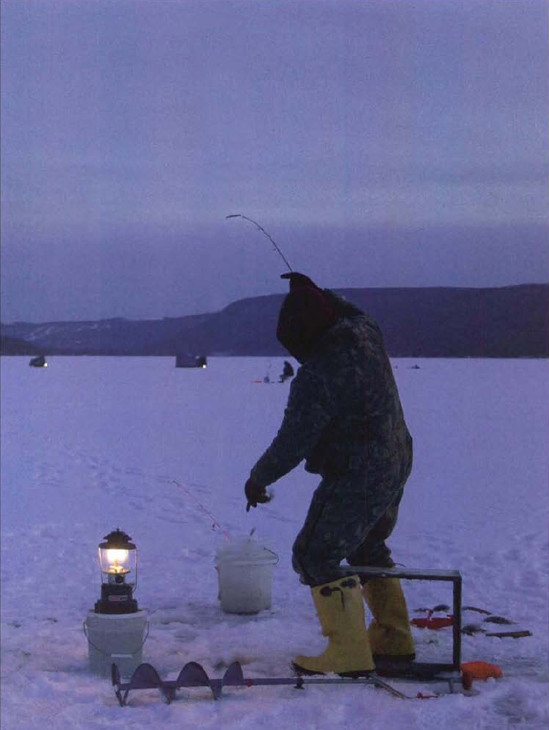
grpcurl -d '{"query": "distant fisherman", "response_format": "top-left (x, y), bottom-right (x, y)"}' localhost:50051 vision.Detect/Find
top-left (245, 273), bottom-right (414, 676)
top-left (279, 360), bottom-right (294, 383)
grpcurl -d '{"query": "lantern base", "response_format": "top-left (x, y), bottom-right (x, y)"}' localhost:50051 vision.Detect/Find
top-left (95, 583), bottom-right (138, 614)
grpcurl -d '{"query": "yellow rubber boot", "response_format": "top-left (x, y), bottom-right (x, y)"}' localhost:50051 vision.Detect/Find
top-left (292, 575), bottom-right (375, 676)
top-left (363, 578), bottom-right (415, 661)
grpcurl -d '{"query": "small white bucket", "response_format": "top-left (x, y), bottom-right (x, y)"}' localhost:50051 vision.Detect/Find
top-left (215, 537), bottom-right (278, 614)
top-left (84, 610), bottom-right (148, 677)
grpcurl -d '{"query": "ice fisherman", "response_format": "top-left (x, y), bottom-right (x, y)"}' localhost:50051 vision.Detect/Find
top-left (279, 360), bottom-right (295, 383)
top-left (244, 272), bottom-right (414, 676)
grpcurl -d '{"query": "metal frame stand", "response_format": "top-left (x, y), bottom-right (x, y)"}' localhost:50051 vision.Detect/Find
top-left (341, 565), bottom-right (462, 678)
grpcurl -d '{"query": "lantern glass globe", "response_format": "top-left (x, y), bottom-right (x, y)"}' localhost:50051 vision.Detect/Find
top-left (105, 548), bottom-right (130, 574)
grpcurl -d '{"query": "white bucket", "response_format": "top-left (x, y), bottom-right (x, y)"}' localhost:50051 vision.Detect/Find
top-left (84, 610), bottom-right (148, 677)
top-left (215, 537), bottom-right (278, 614)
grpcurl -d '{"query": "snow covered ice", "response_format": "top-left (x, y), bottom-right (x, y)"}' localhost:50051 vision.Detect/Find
top-left (1, 356), bottom-right (548, 729)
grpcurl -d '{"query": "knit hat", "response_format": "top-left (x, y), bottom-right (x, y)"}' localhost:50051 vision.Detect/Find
top-left (276, 273), bottom-right (340, 362)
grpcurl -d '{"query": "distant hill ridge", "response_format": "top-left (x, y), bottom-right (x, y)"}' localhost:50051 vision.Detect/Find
top-left (1, 284), bottom-right (547, 358)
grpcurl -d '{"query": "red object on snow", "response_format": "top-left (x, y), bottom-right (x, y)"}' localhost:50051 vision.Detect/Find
top-left (410, 616), bottom-right (454, 630)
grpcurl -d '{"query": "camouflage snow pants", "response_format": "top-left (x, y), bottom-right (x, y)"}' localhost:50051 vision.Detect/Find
top-left (292, 463), bottom-right (406, 587)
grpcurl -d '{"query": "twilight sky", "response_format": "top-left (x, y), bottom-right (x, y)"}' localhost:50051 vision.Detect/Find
top-left (1, 0), bottom-right (548, 322)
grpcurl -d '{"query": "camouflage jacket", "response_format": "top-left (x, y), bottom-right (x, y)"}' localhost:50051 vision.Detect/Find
top-left (250, 294), bottom-right (413, 503)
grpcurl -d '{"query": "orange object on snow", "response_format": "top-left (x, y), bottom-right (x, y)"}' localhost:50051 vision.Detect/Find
top-left (461, 661), bottom-right (503, 690)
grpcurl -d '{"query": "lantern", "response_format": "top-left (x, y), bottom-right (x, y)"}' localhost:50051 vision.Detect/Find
top-left (85, 528), bottom-right (147, 677)
top-left (95, 529), bottom-right (138, 614)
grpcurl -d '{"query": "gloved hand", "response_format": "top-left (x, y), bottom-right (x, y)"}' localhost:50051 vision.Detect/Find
top-left (245, 478), bottom-right (271, 512)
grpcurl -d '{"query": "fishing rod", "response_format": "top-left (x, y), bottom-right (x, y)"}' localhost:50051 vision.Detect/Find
top-left (226, 214), bottom-right (293, 273)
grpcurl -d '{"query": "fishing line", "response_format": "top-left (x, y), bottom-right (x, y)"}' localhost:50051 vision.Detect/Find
top-left (226, 214), bottom-right (293, 273)
top-left (172, 479), bottom-right (232, 541)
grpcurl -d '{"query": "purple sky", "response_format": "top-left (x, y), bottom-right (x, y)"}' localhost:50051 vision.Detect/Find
top-left (1, 0), bottom-right (548, 322)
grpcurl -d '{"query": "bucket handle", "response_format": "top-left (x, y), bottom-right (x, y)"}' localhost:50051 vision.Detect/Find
top-left (83, 619), bottom-right (149, 658)
top-left (215, 547), bottom-right (280, 566)
top-left (265, 547), bottom-right (279, 565)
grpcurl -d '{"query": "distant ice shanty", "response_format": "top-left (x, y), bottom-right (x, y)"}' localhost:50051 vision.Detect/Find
top-left (29, 355), bottom-right (47, 368)
top-left (175, 354), bottom-right (207, 369)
